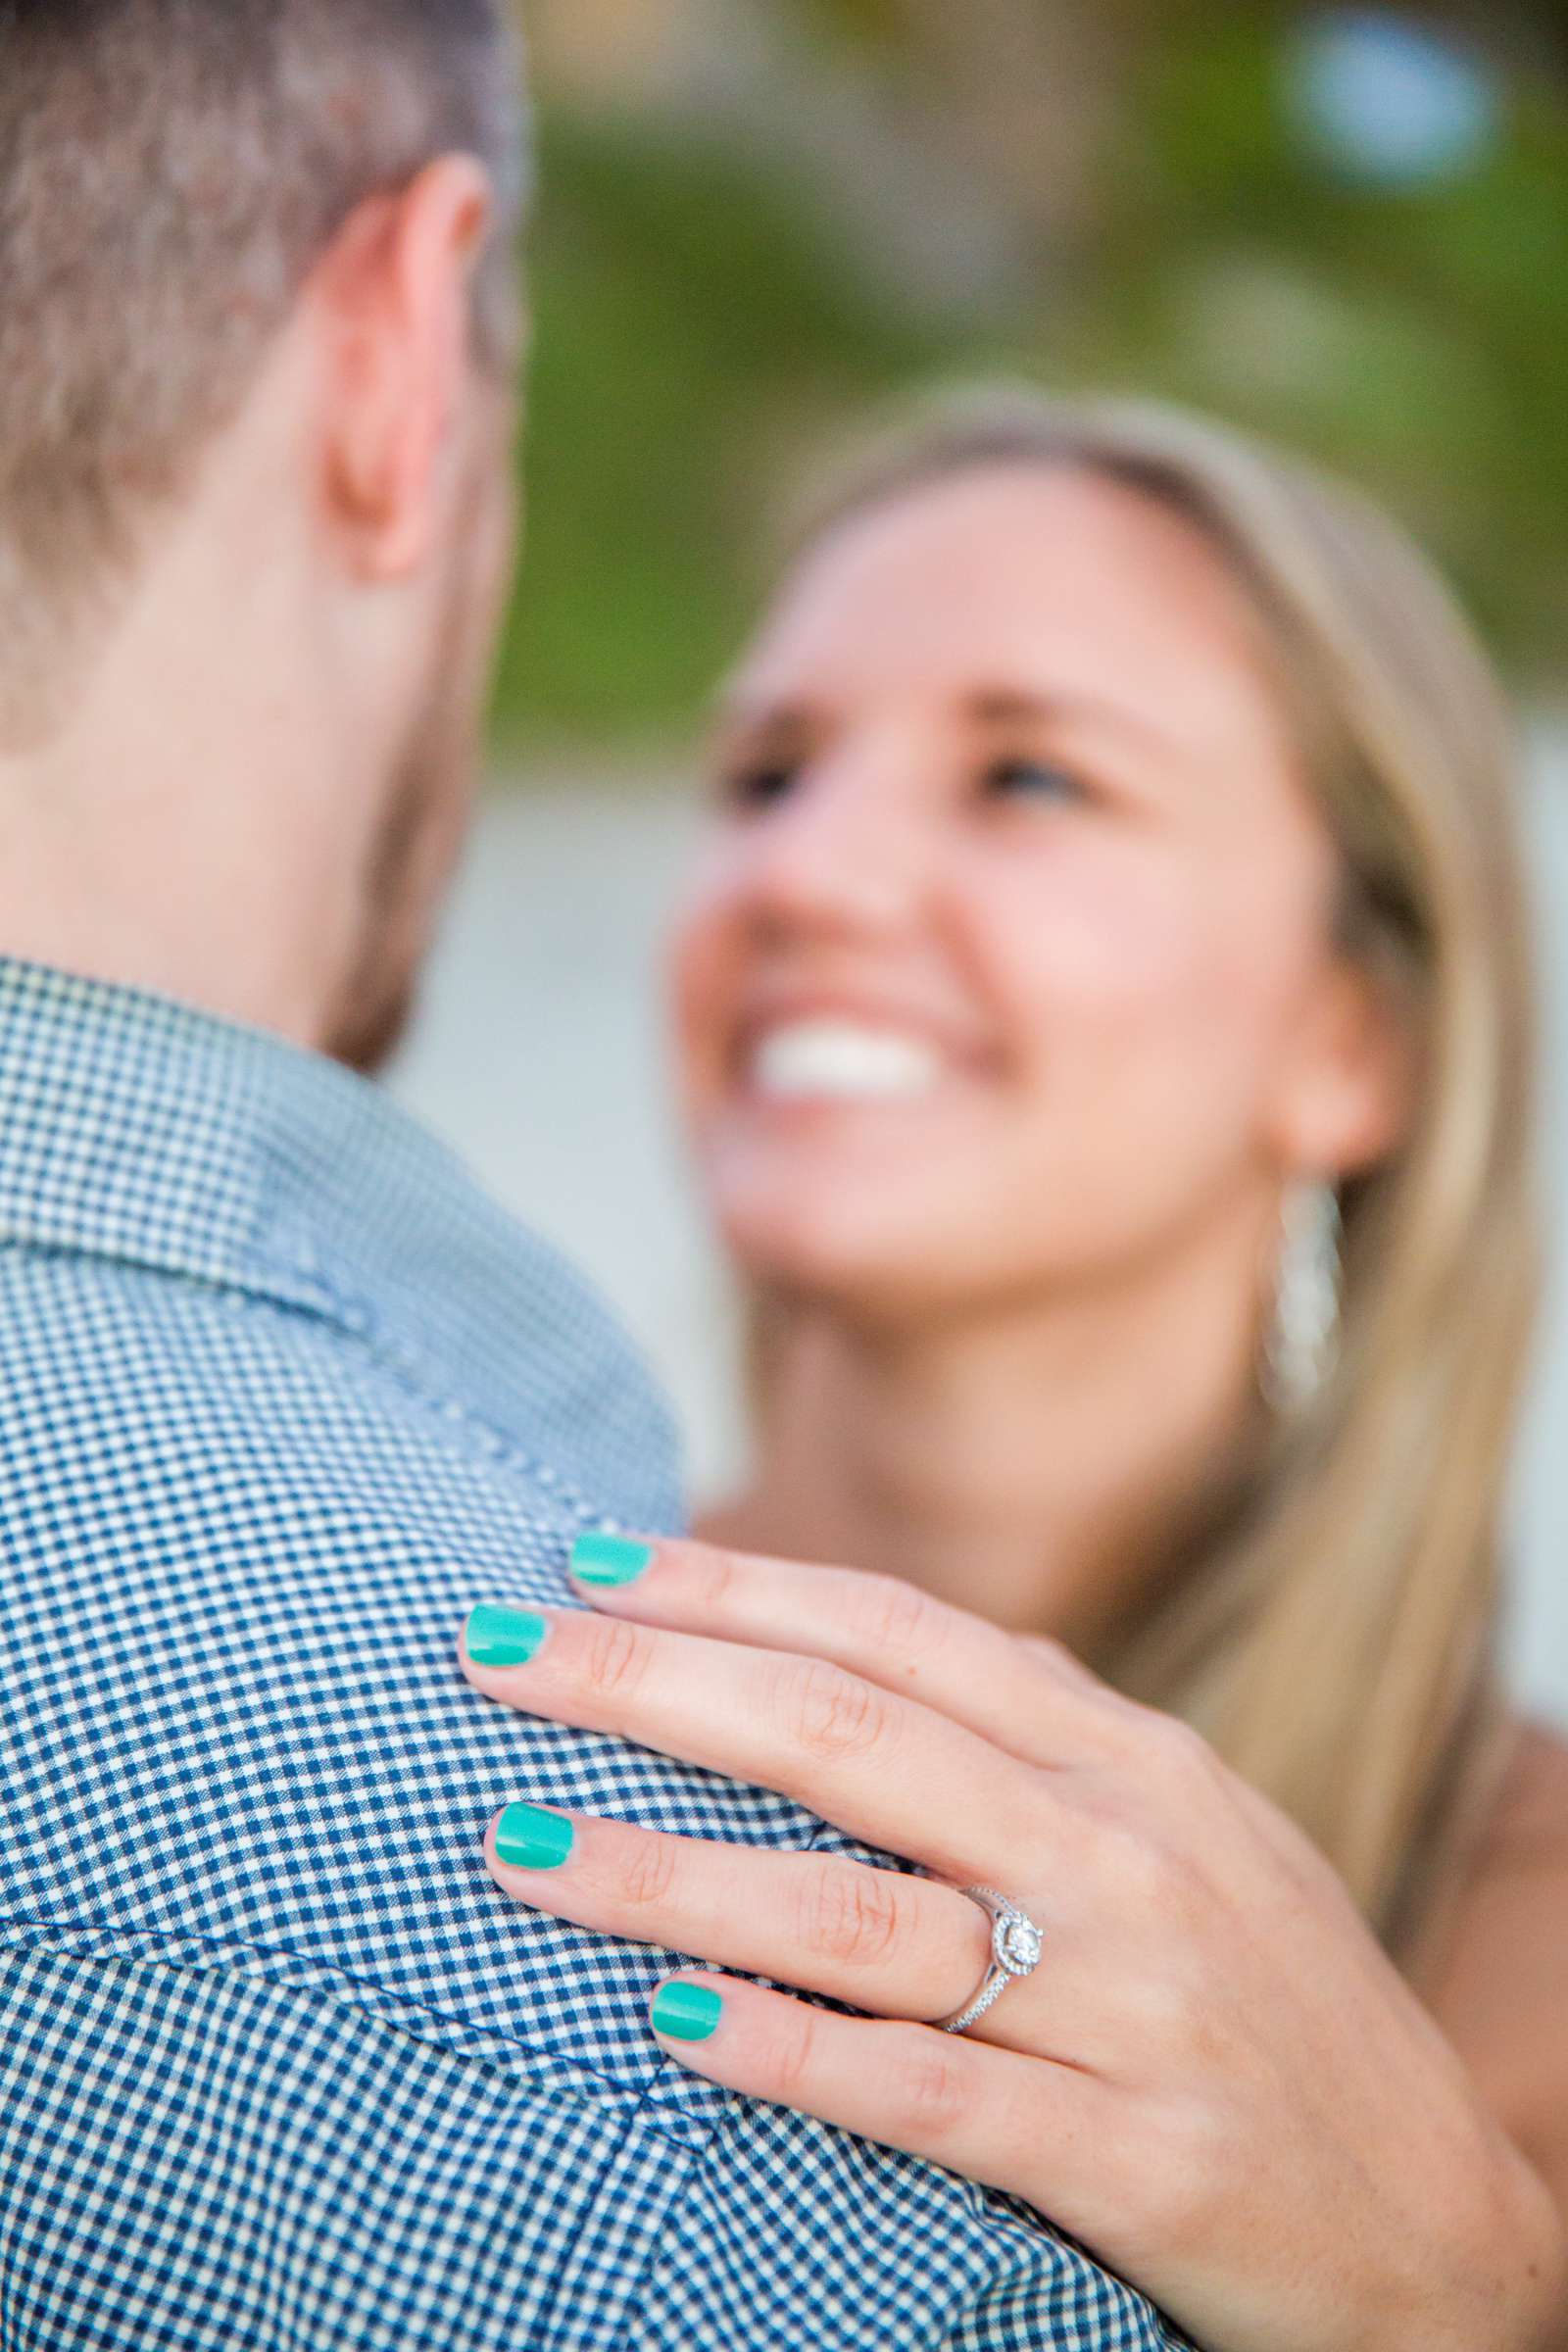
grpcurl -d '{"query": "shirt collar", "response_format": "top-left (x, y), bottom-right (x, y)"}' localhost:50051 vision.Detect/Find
top-left (0, 957), bottom-right (682, 1529)
top-left (0, 957), bottom-right (447, 1323)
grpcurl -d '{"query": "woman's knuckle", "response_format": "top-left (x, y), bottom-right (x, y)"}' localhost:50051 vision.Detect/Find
top-left (1127, 1958), bottom-right (1211, 2059)
top-left (1151, 1712), bottom-right (1220, 1785)
top-left (620, 1834), bottom-right (680, 1912)
top-left (776, 1656), bottom-right (891, 1763)
top-left (1016, 1630), bottom-right (1082, 1680)
top-left (1100, 1810), bottom-right (1184, 1908)
top-left (1146, 1837), bottom-right (1207, 1918)
top-left (889, 2037), bottom-right (972, 2136)
top-left (854, 1571), bottom-right (941, 1660)
top-left (767, 2004), bottom-right (820, 2106)
top-left (802, 1862), bottom-right (908, 1969)
top-left (1116, 1954), bottom-right (1179, 2041)
top-left (581, 1614), bottom-right (653, 1702)
top-left (1103, 1703), bottom-right (1224, 1809)
top-left (1141, 2096), bottom-right (1227, 2246)
top-left (691, 1544), bottom-right (739, 1615)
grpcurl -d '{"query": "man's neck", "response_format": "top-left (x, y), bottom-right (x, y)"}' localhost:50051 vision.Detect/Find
top-left (0, 515), bottom-right (368, 1050)
top-left (0, 334), bottom-right (399, 1051)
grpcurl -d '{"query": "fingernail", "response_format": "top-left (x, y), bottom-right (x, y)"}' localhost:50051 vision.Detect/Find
top-left (495, 1801), bottom-right (575, 1871)
top-left (570, 1533), bottom-right (656, 1589)
top-left (651, 1982), bottom-right (724, 2042)
top-left (466, 1603), bottom-right (551, 1667)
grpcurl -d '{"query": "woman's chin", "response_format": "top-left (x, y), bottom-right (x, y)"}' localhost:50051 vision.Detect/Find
top-left (710, 1175), bottom-right (965, 1315)
top-left (695, 1102), bottom-right (1025, 1311)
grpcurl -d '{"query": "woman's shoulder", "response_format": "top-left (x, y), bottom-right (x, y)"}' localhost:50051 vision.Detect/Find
top-left (1481, 1718), bottom-right (1568, 1866)
top-left (1441, 1716), bottom-right (1568, 1932)
top-left (1423, 1719), bottom-right (1568, 2211)
top-left (1421, 1718), bottom-right (1568, 2159)
top-left (1416, 1716), bottom-right (1568, 2003)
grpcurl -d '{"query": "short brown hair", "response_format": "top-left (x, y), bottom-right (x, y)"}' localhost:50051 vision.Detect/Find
top-left (0, 0), bottom-right (529, 743)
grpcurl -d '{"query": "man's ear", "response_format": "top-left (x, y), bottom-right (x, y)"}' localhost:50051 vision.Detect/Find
top-left (1264, 954), bottom-right (1419, 1184)
top-left (312, 155), bottom-right (495, 580)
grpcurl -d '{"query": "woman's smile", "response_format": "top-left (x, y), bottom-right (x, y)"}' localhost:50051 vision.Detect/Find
top-left (747, 1014), bottom-right (950, 1105)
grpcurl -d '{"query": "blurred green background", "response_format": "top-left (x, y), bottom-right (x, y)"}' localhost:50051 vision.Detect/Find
top-left (496, 0), bottom-right (1568, 753)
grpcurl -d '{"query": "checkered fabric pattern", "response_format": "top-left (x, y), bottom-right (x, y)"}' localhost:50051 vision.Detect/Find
top-left (0, 958), bottom-right (1188, 2350)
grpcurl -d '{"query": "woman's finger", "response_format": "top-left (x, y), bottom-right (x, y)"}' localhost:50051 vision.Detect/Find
top-left (484, 1800), bottom-right (1059, 2039)
top-left (563, 1535), bottom-right (1314, 1885)
top-left (566, 1531), bottom-right (1135, 1771)
top-left (642, 1969), bottom-right (1120, 2251)
top-left (461, 1601), bottom-right (1063, 1888)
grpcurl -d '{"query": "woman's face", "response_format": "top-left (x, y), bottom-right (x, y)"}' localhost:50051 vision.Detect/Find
top-left (670, 464), bottom-right (1402, 1318)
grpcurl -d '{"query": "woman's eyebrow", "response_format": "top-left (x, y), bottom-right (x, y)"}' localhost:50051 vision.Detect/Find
top-left (710, 694), bottom-right (821, 745)
top-left (962, 686), bottom-right (1173, 749)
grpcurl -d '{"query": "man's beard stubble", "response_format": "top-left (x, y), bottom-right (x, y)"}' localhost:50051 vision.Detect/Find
top-left (321, 466), bottom-right (500, 1078)
top-left (323, 695), bottom-right (471, 1076)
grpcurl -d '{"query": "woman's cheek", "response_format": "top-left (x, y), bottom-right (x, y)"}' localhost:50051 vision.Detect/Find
top-left (979, 844), bottom-right (1209, 1031)
top-left (666, 877), bottom-right (742, 1127)
top-left (984, 852), bottom-right (1285, 1202)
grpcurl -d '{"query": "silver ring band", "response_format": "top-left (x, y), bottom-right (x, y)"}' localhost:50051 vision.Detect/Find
top-left (933, 1884), bottom-right (1045, 2034)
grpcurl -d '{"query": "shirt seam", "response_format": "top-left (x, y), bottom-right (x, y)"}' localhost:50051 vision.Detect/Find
top-left (0, 1909), bottom-right (719, 2151)
top-left (607, 2064), bottom-right (1186, 2352)
top-left (0, 1234), bottom-right (630, 1540)
top-left (2, 1918), bottom-right (1190, 2349)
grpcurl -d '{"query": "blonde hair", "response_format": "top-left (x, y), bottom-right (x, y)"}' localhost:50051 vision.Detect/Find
top-left (767, 386), bottom-right (1541, 1970)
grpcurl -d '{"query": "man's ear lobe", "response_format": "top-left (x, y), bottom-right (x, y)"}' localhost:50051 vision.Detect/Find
top-left (314, 155), bottom-right (495, 581)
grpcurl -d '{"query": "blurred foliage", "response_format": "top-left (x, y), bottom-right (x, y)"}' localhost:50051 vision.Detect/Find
top-left (1077, 20), bottom-right (1568, 666)
top-left (793, 0), bottom-right (906, 50)
top-left (493, 8), bottom-right (1568, 749)
top-left (493, 110), bottom-right (952, 747)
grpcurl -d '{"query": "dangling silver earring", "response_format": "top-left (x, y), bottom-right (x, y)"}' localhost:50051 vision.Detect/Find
top-left (1262, 1179), bottom-right (1343, 1415)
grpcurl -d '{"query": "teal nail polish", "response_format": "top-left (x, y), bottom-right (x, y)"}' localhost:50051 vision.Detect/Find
top-left (466, 1602), bottom-right (551, 1667)
top-left (495, 1801), bottom-right (575, 1872)
top-left (570, 1533), bottom-right (656, 1589)
top-left (651, 1982), bottom-right (724, 2042)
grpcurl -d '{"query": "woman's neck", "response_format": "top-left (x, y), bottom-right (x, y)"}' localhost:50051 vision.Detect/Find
top-left (703, 1211), bottom-right (1271, 1651)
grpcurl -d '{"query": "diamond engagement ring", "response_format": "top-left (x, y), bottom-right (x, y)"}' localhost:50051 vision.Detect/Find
top-left (933, 1885), bottom-right (1045, 2034)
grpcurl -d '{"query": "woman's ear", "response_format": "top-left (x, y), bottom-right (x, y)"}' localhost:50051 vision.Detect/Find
top-left (1264, 954), bottom-right (1419, 1182)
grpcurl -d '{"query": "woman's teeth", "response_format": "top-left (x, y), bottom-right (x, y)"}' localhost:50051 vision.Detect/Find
top-left (749, 1018), bottom-right (946, 1103)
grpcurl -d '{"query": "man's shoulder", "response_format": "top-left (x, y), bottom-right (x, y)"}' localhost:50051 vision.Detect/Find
top-left (0, 1252), bottom-right (1180, 2352)
top-left (0, 1936), bottom-right (1180, 2352)
top-left (0, 1241), bottom-right (715, 2099)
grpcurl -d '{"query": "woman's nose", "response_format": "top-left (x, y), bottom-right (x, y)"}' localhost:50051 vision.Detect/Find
top-left (738, 766), bottom-right (937, 942)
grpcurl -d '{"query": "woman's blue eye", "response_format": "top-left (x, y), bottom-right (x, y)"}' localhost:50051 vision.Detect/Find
top-left (984, 757), bottom-right (1086, 804)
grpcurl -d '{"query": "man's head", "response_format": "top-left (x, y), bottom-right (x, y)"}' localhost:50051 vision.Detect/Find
top-left (0, 0), bottom-right (530, 1066)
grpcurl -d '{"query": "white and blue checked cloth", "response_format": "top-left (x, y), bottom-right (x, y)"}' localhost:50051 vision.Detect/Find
top-left (0, 958), bottom-right (1188, 2351)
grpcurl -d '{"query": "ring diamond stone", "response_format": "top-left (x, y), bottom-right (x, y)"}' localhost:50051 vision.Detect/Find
top-left (934, 1884), bottom-right (1045, 2035)
top-left (997, 1911), bottom-right (1043, 1974)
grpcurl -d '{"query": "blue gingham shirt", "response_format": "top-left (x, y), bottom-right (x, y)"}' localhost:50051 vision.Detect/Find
top-left (0, 959), bottom-right (1185, 2350)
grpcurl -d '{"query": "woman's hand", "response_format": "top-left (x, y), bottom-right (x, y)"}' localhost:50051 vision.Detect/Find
top-left (460, 1537), bottom-right (1565, 2352)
